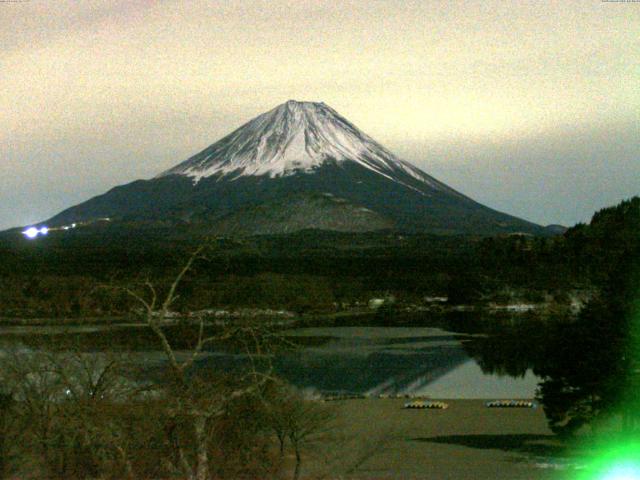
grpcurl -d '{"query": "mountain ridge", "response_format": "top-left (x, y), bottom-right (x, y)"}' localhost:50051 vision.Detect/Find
top-left (39, 100), bottom-right (544, 236)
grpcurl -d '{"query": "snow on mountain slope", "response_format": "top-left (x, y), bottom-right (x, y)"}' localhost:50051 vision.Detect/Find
top-left (158, 100), bottom-right (448, 193)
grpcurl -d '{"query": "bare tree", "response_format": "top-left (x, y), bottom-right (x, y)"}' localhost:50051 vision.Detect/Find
top-left (0, 390), bottom-right (12, 479)
top-left (50, 349), bottom-right (138, 479)
top-left (121, 245), bottom-right (280, 480)
top-left (263, 385), bottom-right (335, 480)
top-left (0, 346), bottom-right (137, 479)
top-left (0, 246), bottom-right (311, 479)
top-left (0, 349), bottom-right (65, 477)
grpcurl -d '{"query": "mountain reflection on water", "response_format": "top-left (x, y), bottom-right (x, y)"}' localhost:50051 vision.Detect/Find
top-left (270, 326), bottom-right (542, 398)
top-left (0, 313), bottom-right (556, 399)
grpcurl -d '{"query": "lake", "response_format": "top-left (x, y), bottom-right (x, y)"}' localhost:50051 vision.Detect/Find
top-left (0, 317), bottom-right (546, 400)
top-left (273, 326), bottom-right (540, 398)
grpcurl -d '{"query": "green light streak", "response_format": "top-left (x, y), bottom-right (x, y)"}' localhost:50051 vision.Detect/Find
top-left (576, 441), bottom-right (640, 480)
top-left (567, 282), bottom-right (640, 480)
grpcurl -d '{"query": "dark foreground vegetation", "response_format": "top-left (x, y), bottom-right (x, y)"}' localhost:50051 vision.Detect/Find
top-left (0, 268), bottom-right (335, 480)
top-left (0, 347), bottom-right (335, 480)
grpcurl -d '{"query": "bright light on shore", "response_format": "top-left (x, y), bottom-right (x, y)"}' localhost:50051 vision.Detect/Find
top-left (22, 227), bottom-right (39, 239)
top-left (22, 226), bottom-right (49, 239)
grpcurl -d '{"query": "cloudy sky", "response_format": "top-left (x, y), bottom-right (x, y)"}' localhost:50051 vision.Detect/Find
top-left (1, 0), bottom-right (638, 230)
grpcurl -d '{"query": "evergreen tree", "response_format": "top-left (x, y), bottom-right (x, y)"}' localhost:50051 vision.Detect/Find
top-left (537, 197), bottom-right (640, 435)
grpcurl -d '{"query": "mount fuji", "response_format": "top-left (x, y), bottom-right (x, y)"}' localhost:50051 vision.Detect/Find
top-left (43, 100), bottom-right (543, 235)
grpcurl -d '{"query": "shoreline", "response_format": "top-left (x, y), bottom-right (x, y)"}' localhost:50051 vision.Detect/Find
top-left (0, 301), bottom-right (574, 328)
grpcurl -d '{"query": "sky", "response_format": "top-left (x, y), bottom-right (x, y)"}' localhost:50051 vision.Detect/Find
top-left (1, 0), bottom-right (638, 230)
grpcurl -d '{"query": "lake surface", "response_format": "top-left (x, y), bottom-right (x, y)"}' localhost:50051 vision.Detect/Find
top-left (0, 320), bottom-right (544, 400)
top-left (271, 327), bottom-right (541, 398)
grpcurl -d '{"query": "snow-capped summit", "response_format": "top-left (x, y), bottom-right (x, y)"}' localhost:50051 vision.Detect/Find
top-left (42, 101), bottom-right (544, 236)
top-left (158, 100), bottom-right (443, 191)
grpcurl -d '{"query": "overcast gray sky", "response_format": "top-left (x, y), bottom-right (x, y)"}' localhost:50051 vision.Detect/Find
top-left (1, 0), bottom-right (638, 230)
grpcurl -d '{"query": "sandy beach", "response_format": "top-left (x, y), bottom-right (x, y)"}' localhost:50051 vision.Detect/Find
top-left (302, 399), bottom-right (572, 480)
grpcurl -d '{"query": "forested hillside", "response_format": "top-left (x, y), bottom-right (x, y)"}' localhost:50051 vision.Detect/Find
top-left (4, 197), bottom-right (638, 319)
